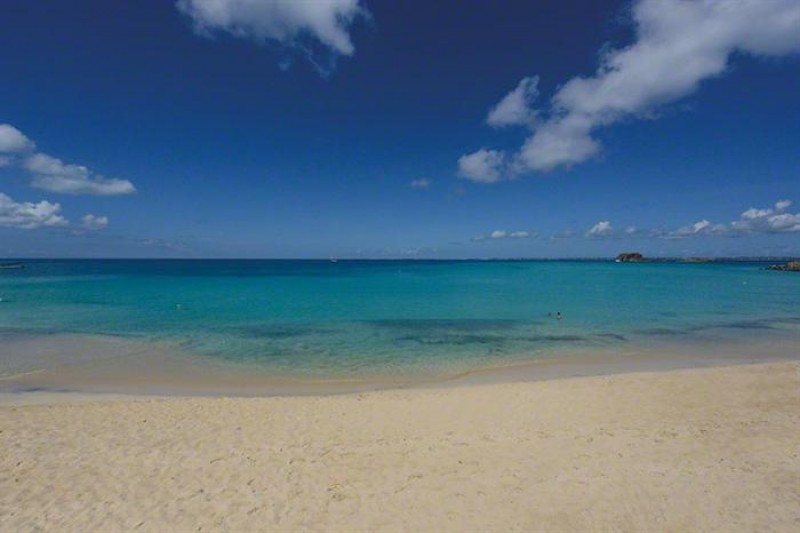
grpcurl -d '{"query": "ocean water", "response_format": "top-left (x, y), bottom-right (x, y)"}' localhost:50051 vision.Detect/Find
top-left (1, 259), bottom-right (799, 381)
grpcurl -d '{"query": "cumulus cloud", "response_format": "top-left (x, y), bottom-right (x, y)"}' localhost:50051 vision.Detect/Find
top-left (24, 153), bottom-right (135, 196)
top-left (81, 214), bottom-right (109, 230)
top-left (457, 148), bottom-right (507, 183)
top-left (0, 192), bottom-right (68, 229)
top-left (176, 0), bottom-right (367, 74)
top-left (663, 199), bottom-right (800, 238)
top-left (587, 220), bottom-right (613, 237)
top-left (486, 77), bottom-right (539, 128)
top-left (0, 124), bottom-right (136, 196)
top-left (470, 0), bottom-right (800, 175)
top-left (409, 178), bottom-right (431, 189)
top-left (730, 199), bottom-right (800, 233)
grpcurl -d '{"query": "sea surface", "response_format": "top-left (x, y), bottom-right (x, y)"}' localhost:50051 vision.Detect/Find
top-left (1, 259), bottom-right (799, 386)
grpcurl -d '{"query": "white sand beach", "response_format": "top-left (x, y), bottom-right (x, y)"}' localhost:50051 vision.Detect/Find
top-left (2, 361), bottom-right (799, 532)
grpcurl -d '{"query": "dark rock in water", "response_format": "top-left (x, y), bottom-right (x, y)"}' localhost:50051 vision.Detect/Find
top-left (767, 261), bottom-right (800, 272)
top-left (615, 252), bottom-right (645, 263)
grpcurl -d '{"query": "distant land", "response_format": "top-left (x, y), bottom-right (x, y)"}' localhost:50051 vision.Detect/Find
top-left (614, 253), bottom-right (800, 269)
top-left (1, 256), bottom-right (799, 264)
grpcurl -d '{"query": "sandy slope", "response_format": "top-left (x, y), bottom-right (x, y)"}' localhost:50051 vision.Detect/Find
top-left (2, 362), bottom-right (799, 532)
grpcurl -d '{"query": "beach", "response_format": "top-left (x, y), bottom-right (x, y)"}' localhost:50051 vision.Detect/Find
top-left (5, 0), bottom-right (800, 530)
top-left (2, 361), bottom-right (799, 532)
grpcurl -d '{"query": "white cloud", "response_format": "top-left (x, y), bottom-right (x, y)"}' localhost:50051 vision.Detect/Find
top-left (517, 115), bottom-right (601, 172)
top-left (486, 77), bottom-right (539, 128)
top-left (24, 153), bottom-right (135, 196)
top-left (741, 207), bottom-right (772, 220)
top-left (176, 0), bottom-right (367, 74)
top-left (688, 220), bottom-right (712, 234)
top-left (81, 214), bottom-right (109, 230)
top-left (587, 220), bottom-right (613, 237)
top-left (0, 192), bottom-right (68, 229)
top-left (0, 124), bottom-right (136, 196)
top-left (457, 148), bottom-right (507, 183)
top-left (731, 199), bottom-right (800, 233)
top-left (665, 198), bottom-right (800, 238)
top-left (0, 124), bottom-right (35, 154)
top-left (409, 178), bottom-right (431, 189)
top-left (668, 219), bottom-right (728, 238)
top-left (765, 212), bottom-right (800, 232)
top-left (471, 229), bottom-right (534, 242)
top-left (624, 226), bottom-right (637, 234)
top-left (476, 0), bottom-right (800, 173)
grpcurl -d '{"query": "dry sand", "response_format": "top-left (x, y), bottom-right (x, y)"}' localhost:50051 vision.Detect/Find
top-left (2, 362), bottom-right (799, 532)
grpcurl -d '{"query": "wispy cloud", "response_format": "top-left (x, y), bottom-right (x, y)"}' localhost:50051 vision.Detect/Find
top-left (176, 0), bottom-right (368, 75)
top-left (551, 230), bottom-right (577, 240)
top-left (409, 178), bottom-right (431, 189)
top-left (0, 123), bottom-right (135, 196)
top-left (81, 214), bottom-right (109, 231)
top-left (472, 229), bottom-right (536, 242)
top-left (465, 0), bottom-right (800, 177)
top-left (486, 76), bottom-right (539, 128)
top-left (665, 219), bottom-right (727, 239)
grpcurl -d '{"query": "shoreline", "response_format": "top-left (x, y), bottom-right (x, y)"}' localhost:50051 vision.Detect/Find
top-left (2, 327), bottom-right (799, 403)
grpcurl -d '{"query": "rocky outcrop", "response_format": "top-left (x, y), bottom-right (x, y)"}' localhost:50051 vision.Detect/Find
top-left (767, 261), bottom-right (800, 272)
top-left (615, 252), bottom-right (645, 263)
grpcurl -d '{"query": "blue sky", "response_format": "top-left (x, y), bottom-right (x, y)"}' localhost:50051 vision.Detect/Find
top-left (1, 0), bottom-right (799, 258)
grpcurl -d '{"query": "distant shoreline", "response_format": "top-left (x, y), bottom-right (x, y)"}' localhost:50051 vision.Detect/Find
top-left (1, 256), bottom-right (799, 262)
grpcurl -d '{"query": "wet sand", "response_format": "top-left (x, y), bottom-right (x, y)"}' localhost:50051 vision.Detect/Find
top-left (2, 328), bottom-right (800, 397)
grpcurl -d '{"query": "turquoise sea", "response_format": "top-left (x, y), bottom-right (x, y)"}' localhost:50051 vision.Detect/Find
top-left (1, 259), bottom-right (799, 385)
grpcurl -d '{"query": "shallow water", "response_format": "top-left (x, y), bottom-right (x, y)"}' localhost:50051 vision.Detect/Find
top-left (1, 259), bottom-right (799, 382)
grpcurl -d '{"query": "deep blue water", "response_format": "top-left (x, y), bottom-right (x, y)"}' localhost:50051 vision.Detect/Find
top-left (1, 259), bottom-right (799, 378)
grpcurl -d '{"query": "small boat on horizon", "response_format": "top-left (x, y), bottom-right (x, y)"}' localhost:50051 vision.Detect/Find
top-left (0, 262), bottom-right (24, 270)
